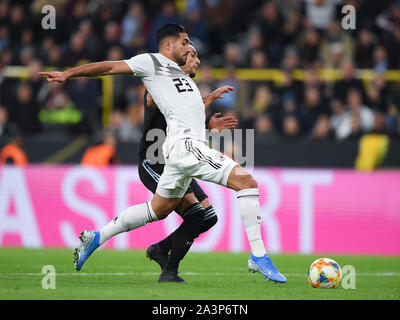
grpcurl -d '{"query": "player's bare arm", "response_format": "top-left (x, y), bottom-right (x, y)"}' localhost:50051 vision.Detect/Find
top-left (39, 60), bottom-right (133, 83)
top-left (203, 86), bottom-right (234, 108)
top-left (146, 93), bottom-right (157, 109)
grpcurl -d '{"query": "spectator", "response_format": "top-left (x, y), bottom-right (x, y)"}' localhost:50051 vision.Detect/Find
top-left (297, 28), bottom-right (321, 67)
top-left (385, 104), bottom-right (400, 136)
top-left (0, 0), bottom-right (9, 26)
top-left (300, 86), bottom-right (328, 134)
top-left (251, 85), bottom-right (276, 114)
top-left (310, 114), bottom-right (332, 140)
top-left (280, 47), bottom-right (300, 71)
top-left (255, 113), bottom-right (281, 143)
top-left (385, 25), bottom-right (400, 69)
top-left (249, 50), bottom-right (268, 69)
top-left (348, 89), bottom-right (375, 133)
top-left (65, 76), bottom-right (102, 134)
top-left (100, 21), bottom-right (121, 60)
top-left (120, 2), bottom-right (147, 56)
top-left (117, 102), bottom-right (144, 143)
top-left (63, 32), bottom-right (88, 66)
top-left (68, 0), bottom-right (88, 35)
top-left (8, 4), bottom-right (27, 47)
top-left (282, 9), bottom-right (303, 48)
top-left (301, 0), bottom-right (342, 32)
top-left (184, 1), bottom-right (209, 55)
top-left (78, 19), bottom-right (102, 61)
top-left (355, 29), bottom-right (376, 69)
top-left (8, 82), bottom-right (41, 135)
top-left (331, 90), bottom-right (374, 141)
top-left (19, 45), bottom-right (35, 66)
top-left (373, 45), bottom-right (389, 74)
top-left (366, 74), bottom-right (391, 113)
top-left (202, 0), bottom-right (235, 54)
top-left (39, 82), bottom-right (82, 134)
top-left (278, 70), bottom-right (304, 107)
top-left (330, 98), bottom-right (349, 140)
top-left (27, 59), bottom-right (48, 105)
top-left (1, 0), bottom-right (400, 146)
top-left (303, 68), bottom-right (325, 94)
top-left (222, 42), bottom-right (243, 68)
top-left (0, 25), bottom-right (9, 51)
top-left (147, 1), bottom-right (183, 52)
top-left (81, 130), bottom-right (120, 166)
top-left (106, 45), bottom-right (142, 111)
top-left (243, 28), bottom-right (264, 67)
top-left (254, 1), bottom-right (285, 67)
top-left (0, 130), bottom-right (28, 166)
top-left (333, 61), bottom-right (366, 104)
top-left (282, 115), bottom-right (301, 139)
top-left (320, 21), bottom-right (355, 69)
top-left (348, 114), bottom-right (363, 140)
top-left (0, 105), bottom-right (9, 137)
top-left (372, 110), bottom-right (388, 134)
top-left (197, 63), bottom-right (217, 95)
top-left (47, 45), bottom-right (64, 67)
top-left (213, 65), bottom-right (239, 112)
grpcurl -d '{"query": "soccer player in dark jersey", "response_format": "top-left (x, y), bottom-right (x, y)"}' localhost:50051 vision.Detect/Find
top-left (139, 44), bottom-right (238, 281)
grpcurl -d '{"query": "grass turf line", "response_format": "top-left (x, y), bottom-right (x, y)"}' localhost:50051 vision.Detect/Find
top-left (0, 247), bottom-right (399, 300)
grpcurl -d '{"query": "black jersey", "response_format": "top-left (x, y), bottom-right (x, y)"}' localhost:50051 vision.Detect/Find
top-left (138, 90), bottom-right (167, 161)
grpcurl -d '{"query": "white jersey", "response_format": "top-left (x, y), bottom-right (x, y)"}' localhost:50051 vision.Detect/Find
top-left (124, 53), bottom-right (206, 158)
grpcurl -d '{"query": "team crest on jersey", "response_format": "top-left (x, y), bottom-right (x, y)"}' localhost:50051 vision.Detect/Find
top-left (216, 153), bottom-right (225, 162)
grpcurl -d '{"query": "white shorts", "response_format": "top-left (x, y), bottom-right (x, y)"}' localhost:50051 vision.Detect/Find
top-left (155, 138), bottom-right (238, 198)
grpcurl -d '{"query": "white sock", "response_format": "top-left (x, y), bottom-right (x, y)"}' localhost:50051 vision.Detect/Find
top-left (237, 188), bottom-right (267, 257)
top-left (99, 201), bottom-right (158, 246)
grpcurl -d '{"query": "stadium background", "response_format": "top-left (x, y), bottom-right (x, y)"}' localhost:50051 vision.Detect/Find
top-left (0, 0), bottom-right (399, 256)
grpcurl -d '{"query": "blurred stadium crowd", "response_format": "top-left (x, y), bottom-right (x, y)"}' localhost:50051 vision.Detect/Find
top-left (0, 0), bottom-right (400, 145)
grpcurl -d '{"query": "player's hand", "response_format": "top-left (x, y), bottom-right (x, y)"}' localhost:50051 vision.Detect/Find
top-left (208, 112), bottom-right (238, 132)
top-left (38, 71), bottom-right (68, 83)
top-left (146, 93), bottom-right (157, 108)
top-left (211, 85), bottom-right (234, 100)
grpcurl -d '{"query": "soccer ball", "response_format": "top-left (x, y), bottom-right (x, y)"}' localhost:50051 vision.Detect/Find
top-left (308, 258), bottom-right (342, 288)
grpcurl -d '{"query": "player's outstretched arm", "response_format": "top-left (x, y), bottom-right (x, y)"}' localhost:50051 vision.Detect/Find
top-left (39, 60), bottom-right (133, 83)
top-left (203, 85), bottom-right (234, 108)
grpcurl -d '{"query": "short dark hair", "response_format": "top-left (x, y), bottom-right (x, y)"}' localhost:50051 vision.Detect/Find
top-left (156, 23), bottom-right (186, 46)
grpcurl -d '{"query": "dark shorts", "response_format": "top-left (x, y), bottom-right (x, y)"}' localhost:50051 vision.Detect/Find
top-left (138, 158), bottom-right (208, 203)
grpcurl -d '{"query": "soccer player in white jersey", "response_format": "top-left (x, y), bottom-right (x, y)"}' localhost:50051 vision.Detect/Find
top-left (40, 24), bottom-right (287, 284)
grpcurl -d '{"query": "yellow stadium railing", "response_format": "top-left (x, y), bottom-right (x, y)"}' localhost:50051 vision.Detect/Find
top-left (3, 66), bottom-right (400, 127)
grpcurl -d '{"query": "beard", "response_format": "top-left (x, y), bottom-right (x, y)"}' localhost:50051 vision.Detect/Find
top-left (173, 49), bottom-right (187, 66)
top-left (176, 55), bottom-right (187, 66)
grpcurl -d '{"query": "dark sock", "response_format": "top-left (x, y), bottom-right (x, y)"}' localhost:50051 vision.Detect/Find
top-left (200, 206), bottom-right (218, 233)
top-left (164, 203), bottom-right (205, 272)
top-left (157, 203), bottom-right (204, 253)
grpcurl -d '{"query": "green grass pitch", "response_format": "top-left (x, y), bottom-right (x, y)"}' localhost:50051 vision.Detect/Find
top-left (0, 247), bottom-right (399, 300)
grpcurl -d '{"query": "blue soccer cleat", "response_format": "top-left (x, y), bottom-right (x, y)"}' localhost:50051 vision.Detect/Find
top-left (248, 253), bottom-right (287, 283)
top-left (73, 230), bottom-right (100, 271)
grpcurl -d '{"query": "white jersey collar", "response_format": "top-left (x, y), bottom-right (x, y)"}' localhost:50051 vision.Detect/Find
top-left (157, 52), bottom-right (181, 68)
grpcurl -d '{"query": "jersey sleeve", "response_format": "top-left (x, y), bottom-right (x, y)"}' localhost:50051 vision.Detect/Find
top-left (124, 53), bottom-right (154, 78)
